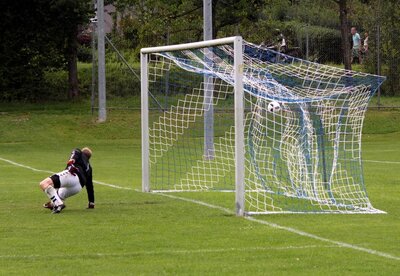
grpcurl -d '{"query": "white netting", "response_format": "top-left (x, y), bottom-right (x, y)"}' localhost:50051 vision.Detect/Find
top-left (145, 40), bottom-right (385, 214)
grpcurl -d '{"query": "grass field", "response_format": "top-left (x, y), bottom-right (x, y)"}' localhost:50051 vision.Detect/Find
top-left (0, 102), bottom-right (400, 275)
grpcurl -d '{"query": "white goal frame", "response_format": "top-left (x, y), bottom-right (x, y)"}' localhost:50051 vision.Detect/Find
top-left (141, 36), bottom-right (246, 216)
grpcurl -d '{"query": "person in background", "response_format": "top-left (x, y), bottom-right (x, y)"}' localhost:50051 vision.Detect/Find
top-left (361, 31), bottom-right (369, 63)
top-left (279, 33), bottom-right (287, 53)
top-left (351, 27), bottom-right (361, 64)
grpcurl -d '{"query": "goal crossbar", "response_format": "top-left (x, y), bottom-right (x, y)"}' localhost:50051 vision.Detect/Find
top-left (141, 36), bottom-right (238, 54)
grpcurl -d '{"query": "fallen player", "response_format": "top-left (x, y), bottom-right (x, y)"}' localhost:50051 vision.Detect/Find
top-left (39, 147), bottom-right (94, 214)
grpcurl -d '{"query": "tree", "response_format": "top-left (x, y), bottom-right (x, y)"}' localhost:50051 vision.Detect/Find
top-left (50, 0), bottom-right (91, 99)
top-left (114, 0), bottom-right (266, 49)
top-left (211, 0), bottom-right (264, 38)
top-left (351, 0), bottom-right (400, 95)
top-left (0, 0), bottom-right (91, 101)
top-left (379, 0), bottom-right (400, 95)
top-left (334, 0), bottom-right (352, 70)
top-left (0, 1), bottom-right (58, 100)
top-left (115, 0), bottom-right (203, 48)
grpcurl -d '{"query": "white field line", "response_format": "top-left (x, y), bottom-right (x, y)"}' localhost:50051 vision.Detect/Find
top-left (0, 157), bottom-right (54, 174)
top-left (91, 180), bottom-right (134, 190)
top-left (153, 192), bottom-right (232, 213)
top-left (0, 157), bottom-right (134, 191)
top-left (245, 217), bottom-right (400, 261)
top-left (1, 157), bottom-right (399, 262)
top-left (0, 245), bottom-right (338, 259)
top-left (363, 159), bottom-right (400, 165)
top-left (156, 193), bottom-right (400, 261)
top-left (364, 149), bottom-right (399, 152)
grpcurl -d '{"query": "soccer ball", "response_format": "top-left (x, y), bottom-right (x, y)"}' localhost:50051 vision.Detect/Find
top-left (267, 101), bottom-right (281, 113)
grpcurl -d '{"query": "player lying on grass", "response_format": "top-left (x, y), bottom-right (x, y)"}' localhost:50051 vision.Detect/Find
top-left (39, 147), bottom-right (95, 214)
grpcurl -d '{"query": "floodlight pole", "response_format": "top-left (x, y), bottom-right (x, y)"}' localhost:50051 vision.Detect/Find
top-left (203, 0), bottom-right (212, 40)
top-left (97, 0), bottom-right (106, 122)
top-left (91, 10), bottom-right (96, 115)
top-left (203, 0), bottom-right (214, 160)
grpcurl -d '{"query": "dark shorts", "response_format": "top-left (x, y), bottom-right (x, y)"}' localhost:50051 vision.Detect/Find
top-left (50, 174), bottom-right (61, 188)
top-left (49, 170), bottom-right (82, 200)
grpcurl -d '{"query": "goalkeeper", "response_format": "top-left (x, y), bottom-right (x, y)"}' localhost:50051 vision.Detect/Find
top-left (39, 147), bottom-right (94, 214)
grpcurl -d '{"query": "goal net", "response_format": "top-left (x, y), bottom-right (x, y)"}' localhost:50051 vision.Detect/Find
top-left (141, 36), bottom-right (386, 215)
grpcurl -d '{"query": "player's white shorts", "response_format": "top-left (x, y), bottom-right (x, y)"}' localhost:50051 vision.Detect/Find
top-left (50, 170), bottom-right (82, 200)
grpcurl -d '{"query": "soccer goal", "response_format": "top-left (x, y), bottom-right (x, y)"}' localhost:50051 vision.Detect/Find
top-left (140, 36), bottom-right (386, 215)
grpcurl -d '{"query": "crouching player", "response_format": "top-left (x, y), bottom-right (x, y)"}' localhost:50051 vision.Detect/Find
top-left (39, 147), bottom-right (94, 214)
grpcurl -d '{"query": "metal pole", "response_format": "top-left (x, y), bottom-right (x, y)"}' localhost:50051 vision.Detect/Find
top-left (165, 28), bottom-right (170, 110)
top-left (141, 53), bottom-right (150, 192)
top-left (306, 24), bottom-right (309, 60)
top-left (97, 0), bottom-right (106, 122)
top-left (203, 0), bottom-right (214, 160)
top-left (234, 36), bottom-right (245, 217)
top-left (376, 1), bottom-right (381, 109)
top-left (91, 8), bottom-right (96, 115)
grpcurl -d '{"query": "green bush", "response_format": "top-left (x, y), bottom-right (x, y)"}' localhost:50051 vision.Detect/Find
top-left (77, 45), bottom-right (92, 63)
top-left (285, 22), bottom-right (342, 63)
top-left (39, 59), bottom-right (140, 101)
top-left (43, 70), bottom-right (69, 100)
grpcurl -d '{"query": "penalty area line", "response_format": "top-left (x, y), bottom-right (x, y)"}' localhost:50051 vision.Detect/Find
top-left (1, 156), bottom-right (399, 262)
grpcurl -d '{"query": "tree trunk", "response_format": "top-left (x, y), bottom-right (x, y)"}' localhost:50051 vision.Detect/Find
top-left (338, 0), bottom-right (351, 70)
top-left (211, 0), bottom-right (218, 39)
top-left (67, 27), bottom-right (79, 99)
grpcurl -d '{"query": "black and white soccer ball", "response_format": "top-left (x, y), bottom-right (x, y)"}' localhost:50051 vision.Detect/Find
top-left (267, 101), bottom-right (281, 113)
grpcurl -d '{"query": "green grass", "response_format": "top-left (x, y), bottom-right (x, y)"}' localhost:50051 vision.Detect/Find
top-left (369, 95), bottom-right (400, 108)
top-left (0, 103), bottom-right (400, 275)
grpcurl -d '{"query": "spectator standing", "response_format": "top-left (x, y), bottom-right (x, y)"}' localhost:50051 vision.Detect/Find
top-left (362, 31), bottom-right (369, 63)
top-left (351, 27), bottom-right (361, 64)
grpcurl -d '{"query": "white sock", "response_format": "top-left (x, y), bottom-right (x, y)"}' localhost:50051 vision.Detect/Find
top-left (44, 186), bottom-right (63, 206)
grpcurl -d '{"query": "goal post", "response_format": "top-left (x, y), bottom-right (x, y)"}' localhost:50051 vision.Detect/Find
top-left (141, 51), bottom-right (150, 193)
top-left (141, 36), bottom-right (245, 215)
top-left (233, 37), bottom-right (245, 216)
top-left (140, 36), bottom-right (386, 216)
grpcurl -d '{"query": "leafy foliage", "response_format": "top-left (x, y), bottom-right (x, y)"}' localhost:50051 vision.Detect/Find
top-left (1, 0), bottom-right (399, 101)
top-left (0, 0), bottom-right (91, 101)
top-left (351, 0), bottom-right (400, 95)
